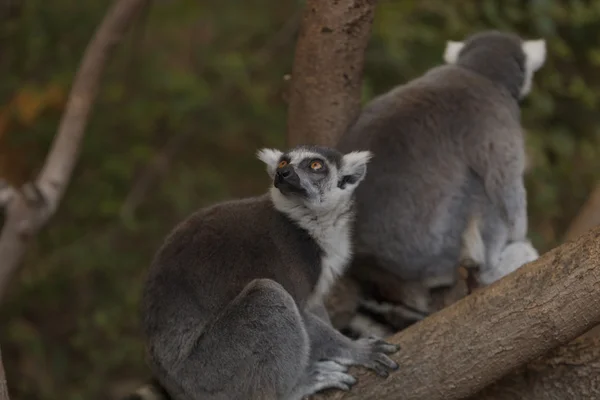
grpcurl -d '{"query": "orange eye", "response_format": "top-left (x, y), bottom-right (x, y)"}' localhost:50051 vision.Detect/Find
top-left (310, 161), bottom-right (323, 170)
top-left (278, 160), bottom-right (288, 168)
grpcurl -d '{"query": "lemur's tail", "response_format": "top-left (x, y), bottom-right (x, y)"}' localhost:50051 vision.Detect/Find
top-left (121, 378), bottom-right (171, 400)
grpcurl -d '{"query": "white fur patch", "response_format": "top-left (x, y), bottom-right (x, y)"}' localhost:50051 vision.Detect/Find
top-left (460, 214), bottom-right (485, 268)
top-left (288, 150), bottom-right (323, 165)
top-left (339, 151), bottom-right (373, 183)
top-left (266, 149), bottom-right (372, 304)
top-left (271, 187), bottom-right (355, 304)
top-left (134, 384), bottom-right (165, 400)
top-left (522, 40), bottom-right (546, 72)
top-left (520, 39), bottom-right (547, 97)
top-left (479, 240), bottom-right (539, 285)
top-left (256, 148), bottom-right (283, 179)
top-left (444, 40), bottom-right (465, 64)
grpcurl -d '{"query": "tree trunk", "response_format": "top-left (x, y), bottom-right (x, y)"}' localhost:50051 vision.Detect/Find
top-left (286, 0), bottom-right (377, 147)
top-left (313, 226), bottom-right (600, 400)
top-left (0, 0), bottom-right (150, 300)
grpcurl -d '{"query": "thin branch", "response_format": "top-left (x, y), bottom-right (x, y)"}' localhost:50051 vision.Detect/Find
top-left (0, 180), bottom-right (15, 208)
top-left (119, 123), bottom-right (191, 220)
top-left (0, 0), bottom-right (150, 298)
top-left (315, 226), bottom-right (600, 400)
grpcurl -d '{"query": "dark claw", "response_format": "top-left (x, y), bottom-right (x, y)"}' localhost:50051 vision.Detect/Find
top-left (374, 353), bottom-right (399, 370)
top-left (333, 383), bottom-right (351, 392)
top-left (372, 363), bottom-right (389, 378)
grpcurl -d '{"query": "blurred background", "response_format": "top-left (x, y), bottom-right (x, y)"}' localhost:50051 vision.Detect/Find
top-left (1, 0), bottom-right (600, 398)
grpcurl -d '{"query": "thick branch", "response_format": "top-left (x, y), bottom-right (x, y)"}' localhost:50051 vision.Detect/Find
top-left (472, 336), bottom-right (600, 400)
top-left (564, 184), bottom-right (600, 338)
top-left (286, 0), bottom-right (377, 147)
top-left (0, 346), bottom-right (7, 400)
top-left (0, 0), bottom-right (149, 299)
top-left (314, 226), bottom-right (600, 400)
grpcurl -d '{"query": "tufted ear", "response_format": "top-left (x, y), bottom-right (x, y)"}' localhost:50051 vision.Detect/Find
top-left (522, 39), bottom-right (546, 72)
top-left (257, 148), bottom-right (283, 179)
top-left (443, 41), bottom-right (465, 64)
top-left (338, 151), bottom-right (373, 190)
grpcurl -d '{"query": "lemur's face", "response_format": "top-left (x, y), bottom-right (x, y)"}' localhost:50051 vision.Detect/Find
top-left (257, 145), bottom-right (372, 209)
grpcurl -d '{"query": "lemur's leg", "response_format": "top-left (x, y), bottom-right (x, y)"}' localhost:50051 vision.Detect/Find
top-left (303, 308), bottom-right (400, 378)
top-left (162, 279), bottom-right (354, 400)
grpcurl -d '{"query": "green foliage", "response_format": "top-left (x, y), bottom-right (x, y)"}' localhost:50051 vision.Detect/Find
top-left (2, 0), bottom-right (600, 398)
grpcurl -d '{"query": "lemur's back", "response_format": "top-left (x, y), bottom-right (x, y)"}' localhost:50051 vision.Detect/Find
top-left (338, 64), bottom-right (522, 281)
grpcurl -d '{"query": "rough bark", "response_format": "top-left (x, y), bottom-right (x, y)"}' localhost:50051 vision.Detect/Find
top-left (564, 184), bottom-right (600, 339)
top-left (0, 0), bottom-right (149, 300)
top-left (286, 0), bottom-right (377, 147)
top-left (0, 346), bottom-right (7, 400)
top-left (313, 226), bottom-right (600, 400)
top-left (325, 268), bottom-right (600, 400)
top-left (471, 336), bottom-right (600, 400)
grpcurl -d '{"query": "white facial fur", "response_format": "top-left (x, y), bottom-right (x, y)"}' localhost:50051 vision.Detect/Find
top-left (256, 148), bottom-right (284, 179)
top-left (443, 40), bottom-right (465, 64)
top-left (257, 148), bottom-right (373, 303)
top-left (520, 39), bottom-right (546, 97)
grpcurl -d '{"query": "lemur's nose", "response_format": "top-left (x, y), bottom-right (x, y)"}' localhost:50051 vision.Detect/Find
top-left (277, 165), bottom-right (293, 179)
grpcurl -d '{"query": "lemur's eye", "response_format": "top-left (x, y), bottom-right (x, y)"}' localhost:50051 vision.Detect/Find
top-left (310, 161), bottom-right (323, 170)
top-left (278, 160), bottom-right (288, 168)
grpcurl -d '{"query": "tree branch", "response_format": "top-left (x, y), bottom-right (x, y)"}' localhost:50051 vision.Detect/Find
top-left (0, 346), bottom-right (8, 400)
top-left (314, 226), bottom-right (600, 400)
top-left (472, 336), bottom-right (600, 400)
top-left (564, 184), bottom-right (600, 338)
top-left (0, 0), bottom-right (149, 300)
top-left (286, 0), bottom-right (377, 147)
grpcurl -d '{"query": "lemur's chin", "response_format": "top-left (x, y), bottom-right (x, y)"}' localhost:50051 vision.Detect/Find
top-left (274, 182), bottom-right (308, 198)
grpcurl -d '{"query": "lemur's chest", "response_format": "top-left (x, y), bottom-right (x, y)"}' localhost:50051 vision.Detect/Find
top-left (309, 217), bottom-right (353, 304)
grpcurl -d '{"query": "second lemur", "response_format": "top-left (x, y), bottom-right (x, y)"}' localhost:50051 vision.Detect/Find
top-left (337, 30), bottom-right (545, 319)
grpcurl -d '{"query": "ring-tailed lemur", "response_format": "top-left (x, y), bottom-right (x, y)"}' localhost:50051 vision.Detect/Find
top-left (126, 145), bottom-right (399, 400)
top-left (336, 30), bottom-right (545, 324)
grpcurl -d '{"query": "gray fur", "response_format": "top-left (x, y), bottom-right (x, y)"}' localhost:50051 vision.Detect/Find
top-left (337, 30), bottom-right (546, 313)
top-left (140, 145), bottom-right (398, 400)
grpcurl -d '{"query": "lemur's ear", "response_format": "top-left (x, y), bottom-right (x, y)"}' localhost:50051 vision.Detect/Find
top-left (522, 39), bottom-right (546, 72)
top-left (443, 40), bottom-right (465, 64)
top-left (257, 148), bottom-right (284, 180)
top-left (338, 151), bottom-right (373, 189)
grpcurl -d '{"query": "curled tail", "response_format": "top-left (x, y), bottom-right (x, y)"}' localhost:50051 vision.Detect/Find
top-left (121, 378), bottom-right (171, 400)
